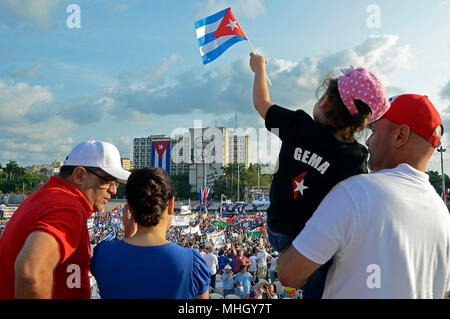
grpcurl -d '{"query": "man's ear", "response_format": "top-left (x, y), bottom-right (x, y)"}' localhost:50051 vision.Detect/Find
top-left (71, 166), bottom-right (87, 187)
top-left (393, 124), bottom-right (411, 149)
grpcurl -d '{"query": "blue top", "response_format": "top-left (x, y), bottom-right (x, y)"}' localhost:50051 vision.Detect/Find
top-left (217, 255), bottom-right (231, 271)
top-left (222, 272), bottom-right (234, 290)
top-left (90, 240), bottom-right (210, 299)
top-left (234, 272), bottom-right (253, 296)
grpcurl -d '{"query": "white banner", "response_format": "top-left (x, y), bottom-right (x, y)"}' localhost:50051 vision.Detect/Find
top-left (182, 225), bottom-right (201, 235)
top-left (207, 230), bottom-right (226, 248)
top-left (172, 215), bottom-right (191, 227)
top-left (87, 218), bottom-right (94, 229)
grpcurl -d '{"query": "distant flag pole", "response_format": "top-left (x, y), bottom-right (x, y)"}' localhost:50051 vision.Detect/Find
top-left (195, 7), bottom-right (271, 86)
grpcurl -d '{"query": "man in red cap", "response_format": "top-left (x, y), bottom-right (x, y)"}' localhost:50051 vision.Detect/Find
top-left (278, 94), bottom-right (450, 298)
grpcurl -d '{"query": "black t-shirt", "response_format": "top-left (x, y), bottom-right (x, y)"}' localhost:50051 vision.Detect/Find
top-left (265, 105), bottom-right (368, 237)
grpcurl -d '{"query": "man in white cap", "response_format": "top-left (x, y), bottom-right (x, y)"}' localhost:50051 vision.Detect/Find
top-left (0, 140), bottom-right (130, 299)
top-left (222, 265), bottom-right (235, 297)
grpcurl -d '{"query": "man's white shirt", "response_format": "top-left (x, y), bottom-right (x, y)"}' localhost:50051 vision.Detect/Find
top-left (293, 164), bottom-right (450, 298)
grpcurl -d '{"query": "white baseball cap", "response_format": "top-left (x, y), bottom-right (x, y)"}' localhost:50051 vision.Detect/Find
top-left (225, 265), bottom-right (232, 270)
top-left (64, 140), bottom-right (131, 183)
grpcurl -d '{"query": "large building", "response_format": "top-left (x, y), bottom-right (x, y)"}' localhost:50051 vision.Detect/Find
top-left (227, 131), bottom-right (251, 169)
top-left (133, 127), bottom-right (251, 193)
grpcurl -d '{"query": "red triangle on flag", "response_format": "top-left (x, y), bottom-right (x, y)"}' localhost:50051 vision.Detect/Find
top-left (153, 140), bottom-right (170, 158)
top-left (213, 8), bottom-right (247, 38)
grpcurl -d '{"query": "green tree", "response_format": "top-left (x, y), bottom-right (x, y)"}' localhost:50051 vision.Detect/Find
top-left (426, 170), bottom-right (450, 195)
top-left (5, 160), bottom-right (21, 181)
top-left (171, 175), bottom-right (191, 199)
top-left (0, 162), bottom-right (48, 195)
top-left (213, 163), bottom-right (273, 202)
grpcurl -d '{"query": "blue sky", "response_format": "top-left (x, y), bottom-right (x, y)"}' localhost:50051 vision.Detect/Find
top-left (0, 0), bottom-right (449, 174)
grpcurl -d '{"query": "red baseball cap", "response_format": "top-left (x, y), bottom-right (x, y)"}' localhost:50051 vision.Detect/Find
top-left (383, 94), bottom-right (443, 148)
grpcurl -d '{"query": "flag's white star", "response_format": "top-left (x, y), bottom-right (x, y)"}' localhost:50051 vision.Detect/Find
top-left (158, 144), bottom-right (164, 150)
top-left (226, 19), bottom-right (239, 31)
top-left (293, 180), bottom-right (308, 196)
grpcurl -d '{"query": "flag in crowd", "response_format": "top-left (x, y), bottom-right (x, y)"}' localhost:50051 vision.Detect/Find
top-left (151, 140), bottom-right (171, 174)
top-left (100, 228), bottom-right (116, 242)
top-left (194, 7), bottom-right (248, 65)
top-left (200, 187), bottom-right (211, 203)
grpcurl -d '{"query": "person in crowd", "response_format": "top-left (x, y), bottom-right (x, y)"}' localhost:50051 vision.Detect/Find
top-left (217, 249), bottom-right (232, 274)
top-left (268, 251), bottom-right (279, 284)
top-left (245, 288), bottom-right (262, 299)
top-left (0, 140), bottom-right (128, 299)
top-left (256, 245), bottom-right (272, 280)
top-left (249, 53), bottom-right (391, 298)
top-left (234, 265), bottom-right (255, 298)
top-left (255, 282), bottom-right (278, 299)
top-left (248, 247), bottom-right (258, 278)
top-left (0, 202), bottom-right (5, 220)
top-left (278, 94), bottom-right (450, 298)
top-left (232, 247), bottom-right (251, 274)
top-left (222, 265), bottom-right (235, 297)
top-left (203, 246), bottom-right (219, 288)
top-left (90, 167), bottom-right (210, 299)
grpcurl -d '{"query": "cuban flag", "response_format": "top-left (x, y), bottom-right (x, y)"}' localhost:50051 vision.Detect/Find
top-left (195, 7), bottom-right (247, 65)
top-left (151, 140), bottom-right (171, 174)
top-left (100, 228), bottom-right (116, 242)
top-left (200, 187), bottom-right (211, 203)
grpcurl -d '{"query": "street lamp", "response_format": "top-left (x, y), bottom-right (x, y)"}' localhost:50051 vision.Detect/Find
top-left (194, 137), bottom-right (212, 215)
top-left (437, 146), bottom-right (446, 198)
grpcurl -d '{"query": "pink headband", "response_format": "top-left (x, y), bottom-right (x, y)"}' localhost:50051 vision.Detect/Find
top-left (337, 66), bottom-right (390, 123)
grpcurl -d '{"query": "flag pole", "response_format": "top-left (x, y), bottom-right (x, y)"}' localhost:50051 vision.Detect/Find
top-left (247, 39), bottom-right (272, 86)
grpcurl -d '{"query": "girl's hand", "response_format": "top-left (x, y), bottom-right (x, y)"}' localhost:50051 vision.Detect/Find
top-left (249, 52), bottom-right (267, 73)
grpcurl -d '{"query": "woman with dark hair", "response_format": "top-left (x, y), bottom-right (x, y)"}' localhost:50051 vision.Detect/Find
top-left (90, 167), bottom-right (210, 299)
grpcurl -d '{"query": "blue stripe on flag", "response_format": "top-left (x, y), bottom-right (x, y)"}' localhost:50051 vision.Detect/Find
top-left (197, 32), bottom-right (218, 47)
top-left (194, 7), bottom-right (228, 29)
top-left (201, 36), bottom-right (247, 64)
top-left (165, 144), bottom-right (171, 174)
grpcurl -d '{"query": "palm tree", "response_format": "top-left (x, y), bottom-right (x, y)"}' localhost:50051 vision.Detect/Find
top-left (5, 160), bottom-right (20, 181)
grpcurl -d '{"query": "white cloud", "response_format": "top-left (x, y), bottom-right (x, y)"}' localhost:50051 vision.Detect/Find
top-left (0, 0), bottom-right (60, 28)
top-left (0, 79), bottom-right (76, 165)
top-left (0, 80), bottom-right (53, 124)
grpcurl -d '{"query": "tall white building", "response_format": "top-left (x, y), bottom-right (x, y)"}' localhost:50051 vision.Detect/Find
top-left (227, 131), bottom-right (251, 169)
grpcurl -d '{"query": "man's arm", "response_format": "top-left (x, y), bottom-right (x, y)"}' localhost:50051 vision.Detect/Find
top-left (249, 52), bottom-right (273, 120)
top-left (278, 244), bottom-right (321, 289)
top-left (14, 231), bottom-right (60, 298)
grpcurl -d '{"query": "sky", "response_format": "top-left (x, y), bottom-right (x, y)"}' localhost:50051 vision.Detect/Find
top-left (0, 0), bottom-right (449, 175)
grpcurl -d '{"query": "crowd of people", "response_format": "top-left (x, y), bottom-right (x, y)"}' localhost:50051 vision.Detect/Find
top-left (87, 204), bottom-right (299, 299)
